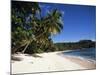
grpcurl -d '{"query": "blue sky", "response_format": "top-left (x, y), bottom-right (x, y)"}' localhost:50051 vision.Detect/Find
top-left (39, 2), bottom-right (96, 43)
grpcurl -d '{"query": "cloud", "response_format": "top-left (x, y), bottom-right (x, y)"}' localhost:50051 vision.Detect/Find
top-left (61, 10), bottom-right (65, 15)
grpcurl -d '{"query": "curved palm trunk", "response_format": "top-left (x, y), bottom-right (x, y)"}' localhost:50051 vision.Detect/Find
top-left (22, 42), bottom-right (30, 53)
top-left (12, 46), bottom-right (21, 54)
top-left (12, 43), bottom-right (27, 54)
top-left (21, 26), bottom-right (47, 54)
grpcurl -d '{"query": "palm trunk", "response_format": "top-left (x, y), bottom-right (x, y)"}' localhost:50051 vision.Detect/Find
top-left (22, 42), bottom-right (30, 53)
top-left (12, 43), bottom-right (27, 54)
top-left (21, 28), bottom-right (47, 54)
top-left (36, 29), bottom-right (47, 39)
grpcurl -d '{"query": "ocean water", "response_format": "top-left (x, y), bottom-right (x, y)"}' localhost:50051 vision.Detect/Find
top-left (62, 48), bottom-right (96, 61)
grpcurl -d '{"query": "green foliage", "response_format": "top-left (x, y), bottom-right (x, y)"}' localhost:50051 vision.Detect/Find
top-left (55, 40), bottom-right (96, 51)
top-left (11, 1), bottom-right (63, 54)
top-left (12, 1), bottom-right (95, 54)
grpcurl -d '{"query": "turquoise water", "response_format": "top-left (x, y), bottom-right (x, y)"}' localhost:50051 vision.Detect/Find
top-left (62, 48), bottom-right (96, 60)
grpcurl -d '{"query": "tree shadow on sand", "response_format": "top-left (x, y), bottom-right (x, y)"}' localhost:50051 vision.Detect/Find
top-left (25, 54), bottom-right (42, 58)
top-left (11, 55), bottom-right (23, 61)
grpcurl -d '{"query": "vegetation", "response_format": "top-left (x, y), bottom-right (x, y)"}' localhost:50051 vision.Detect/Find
top-left (55, 40), bottom-right (96, 51)
top-left (11, 1), bottom-right (63, 54)
top-left (11, 1), bottom-right (95, 54)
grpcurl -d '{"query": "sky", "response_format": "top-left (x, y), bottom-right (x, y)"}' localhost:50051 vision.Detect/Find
top-left (39, 2), bottom-right (96, 43)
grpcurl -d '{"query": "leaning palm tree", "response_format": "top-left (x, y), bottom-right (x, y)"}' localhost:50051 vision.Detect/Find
top-left (32, 9), bottom-right (63, 52)
top-left (33, 9), bottom-right (63, 41)
top-left (12, 1), bottom-right (41, 54)
top-left (12, 1), bottom-right (63, 54)
top-left (44, 9), bottom-right (63, 35)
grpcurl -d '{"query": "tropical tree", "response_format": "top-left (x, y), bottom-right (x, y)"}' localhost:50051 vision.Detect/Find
top-left (44, 9), bottom-right (63, 35)
top-left (33, 9), bottom-right (63, 52)
top-left (11, 1), bottom-right (40, 53)
top-left (11, 1), bottom-right (63, 54)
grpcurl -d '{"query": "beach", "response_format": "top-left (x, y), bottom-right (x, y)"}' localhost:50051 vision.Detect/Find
top-left (12, 51), bottom-right (96, 74)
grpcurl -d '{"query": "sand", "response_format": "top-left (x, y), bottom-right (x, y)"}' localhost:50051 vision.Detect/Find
top-left (11, 51), bottom-right (96, 74)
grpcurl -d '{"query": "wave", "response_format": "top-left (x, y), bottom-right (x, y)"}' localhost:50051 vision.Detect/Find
top-left (60, 48), bottom-right (96, 63)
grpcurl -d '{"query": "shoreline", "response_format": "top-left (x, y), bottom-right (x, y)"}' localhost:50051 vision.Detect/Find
top-left (58, 51), bottom-right (96, 69)
top-left (59, 54), bottom-right (96, 69)
top-left (12, 51), bottom-right (96, 74)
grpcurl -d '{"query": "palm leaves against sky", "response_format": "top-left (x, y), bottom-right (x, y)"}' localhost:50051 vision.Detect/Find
top-left (11, 1), bottom-right (63, 54)
top-left (44, 9), bottom-right (63, 35)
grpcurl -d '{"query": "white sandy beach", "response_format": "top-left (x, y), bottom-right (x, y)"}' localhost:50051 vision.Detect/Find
top-left (12, 51), bottom-right (96, 74)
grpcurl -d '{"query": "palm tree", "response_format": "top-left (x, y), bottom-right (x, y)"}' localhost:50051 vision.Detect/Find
top-left (12, 1), bottom-right (63, 54)
top-left (12, 1), bottom-right (41, 54)
top-left (44, 9), bottom-right (63, 35)
top-left (32, 9), bottom-right (63, 52)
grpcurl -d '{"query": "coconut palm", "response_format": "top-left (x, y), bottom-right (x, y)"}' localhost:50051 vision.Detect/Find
top-left (44, 9), bottom-right (63, 35)
top-left (12, 1), bottom-right (63, 54)
top-left (32, 9), bottom-right (63, 52)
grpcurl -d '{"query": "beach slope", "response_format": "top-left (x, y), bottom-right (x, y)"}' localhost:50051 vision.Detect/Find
top-left (12, 51), bottom-right (96, 74)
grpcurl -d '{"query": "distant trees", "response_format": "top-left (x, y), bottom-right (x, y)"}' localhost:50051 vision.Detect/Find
top-left (55, 40), bottom-right (96, 51)
top-left (11, 1), bottom-right (63, 54)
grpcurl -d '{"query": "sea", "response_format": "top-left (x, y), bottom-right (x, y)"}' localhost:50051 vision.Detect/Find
top-left (62, 48), bottom-right (96, 62)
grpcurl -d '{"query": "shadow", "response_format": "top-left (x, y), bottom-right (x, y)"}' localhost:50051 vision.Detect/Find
top-left (25, 54), bottom-right (42, 58)
top-left (11, 55), bottom-right (23, 61)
